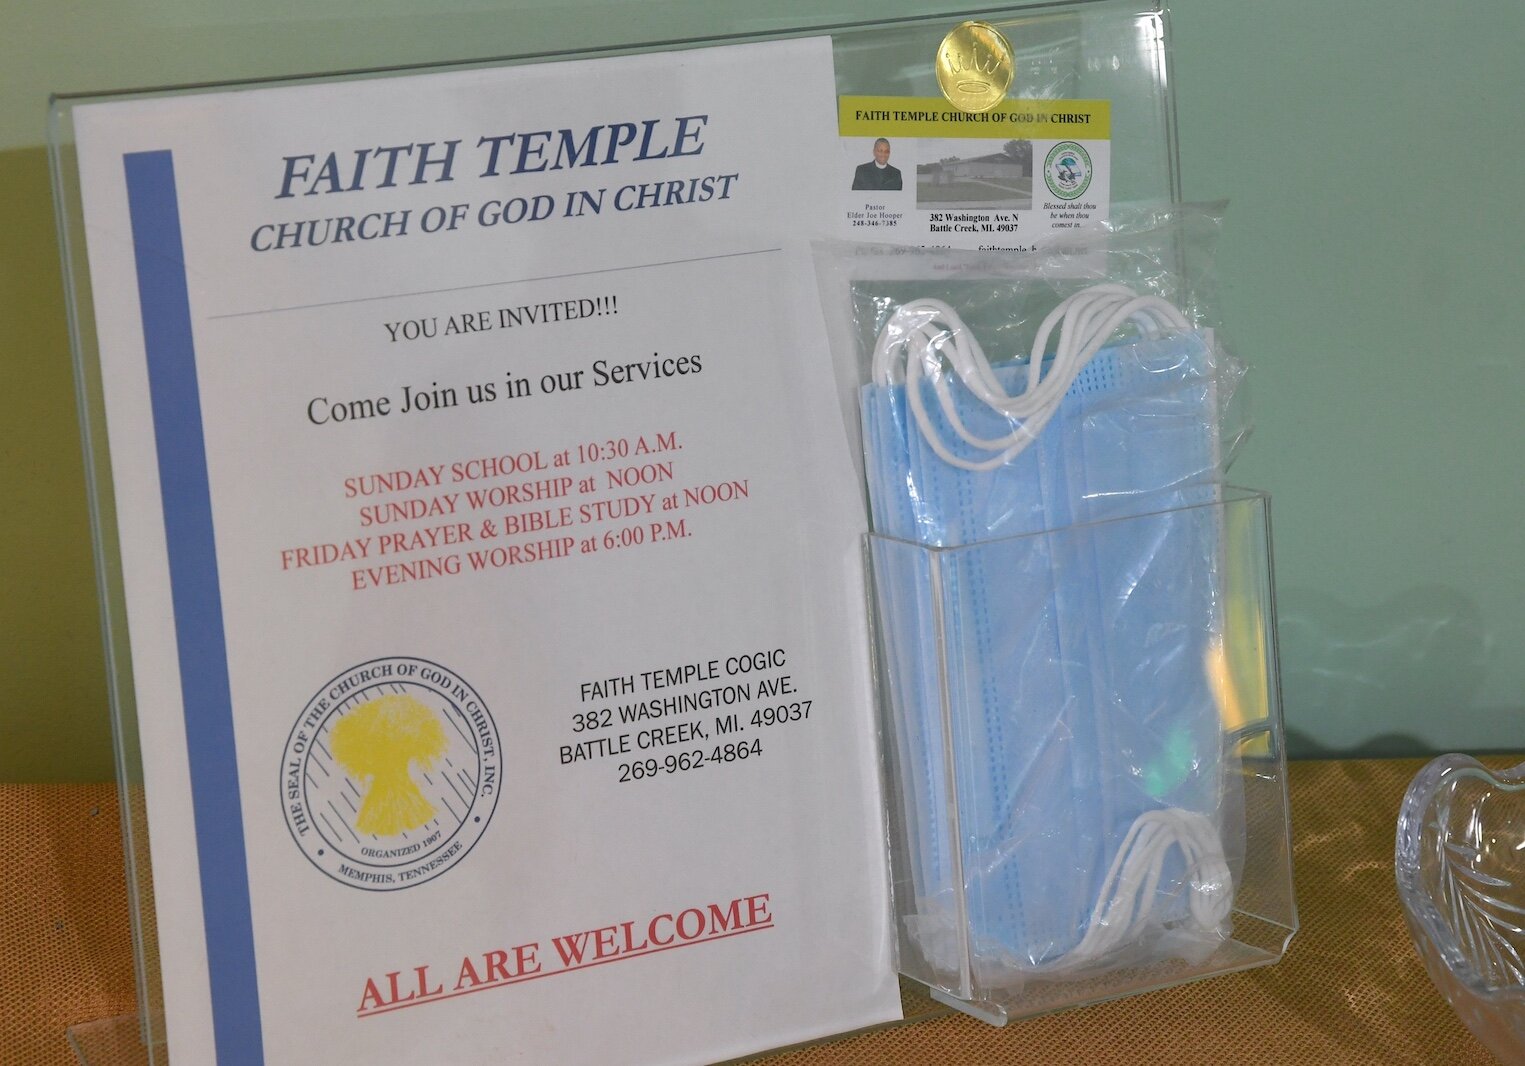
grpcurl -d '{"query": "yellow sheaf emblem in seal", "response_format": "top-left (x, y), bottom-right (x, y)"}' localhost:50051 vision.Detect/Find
top-left (283, 656), bottom-right (501, 890)
top-left (332, 694), bottom-right (448, 836)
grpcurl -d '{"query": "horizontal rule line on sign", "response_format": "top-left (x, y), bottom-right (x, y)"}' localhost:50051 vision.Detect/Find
top-left (356, 921), bottom-right (776, 1019)
top-left (207, 247), bottom-right (783, 320)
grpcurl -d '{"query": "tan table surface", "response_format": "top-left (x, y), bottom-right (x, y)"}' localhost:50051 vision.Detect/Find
top-left (3, 756), bottom-right (1511, 1065)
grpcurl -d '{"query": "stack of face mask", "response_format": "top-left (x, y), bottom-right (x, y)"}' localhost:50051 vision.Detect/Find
top-left (863, 286), bottom-right (1236, 979)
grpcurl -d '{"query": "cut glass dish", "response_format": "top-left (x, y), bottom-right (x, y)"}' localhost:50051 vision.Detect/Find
top-left (1397, 754), bottom-right (1525, 1064)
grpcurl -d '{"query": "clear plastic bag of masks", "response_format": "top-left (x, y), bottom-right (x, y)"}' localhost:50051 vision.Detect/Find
top-left (814, 207), bottom-right (1297, 1023)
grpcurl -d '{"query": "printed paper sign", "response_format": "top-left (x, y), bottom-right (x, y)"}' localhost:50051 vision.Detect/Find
top-left (72, 37), bottom-right (898, 1065)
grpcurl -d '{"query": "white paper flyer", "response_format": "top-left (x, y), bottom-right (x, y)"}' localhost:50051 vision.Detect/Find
top-left (71, 37), bottom-right (899, 1065)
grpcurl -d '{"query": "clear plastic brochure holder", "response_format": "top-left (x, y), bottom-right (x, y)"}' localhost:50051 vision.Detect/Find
top-left (50, 2), bottom-right (1211, 1062)
top-left (866, 487), bottom-right (1296, 1024)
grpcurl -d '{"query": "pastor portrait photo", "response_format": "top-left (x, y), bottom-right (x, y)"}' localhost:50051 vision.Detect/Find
top-left (851, 137), bottom-right (902, 191)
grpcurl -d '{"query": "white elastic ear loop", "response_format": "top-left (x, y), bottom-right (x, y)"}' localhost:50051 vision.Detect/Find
top-left (873, 297), bottom-right (1050, 472)
top-left (873, 299), bottom-right (1043, 471)
top-left (1050, 808), bottom-right (1232, 969)
top-left (872, 286), bottom-right (1194, 472)
top-left (943, 287), bottom-right (1182, 419)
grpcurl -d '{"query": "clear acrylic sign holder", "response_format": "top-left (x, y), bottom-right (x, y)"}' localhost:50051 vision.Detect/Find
top-left (48, 2), bottom-right (1295, 1062)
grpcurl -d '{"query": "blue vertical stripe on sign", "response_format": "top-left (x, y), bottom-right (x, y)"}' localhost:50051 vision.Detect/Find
top-left (123, 148), bottom-right (264, 1065)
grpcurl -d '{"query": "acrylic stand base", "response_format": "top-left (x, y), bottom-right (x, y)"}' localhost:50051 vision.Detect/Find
top-left (67, 1013), bottom-right (158, 1066)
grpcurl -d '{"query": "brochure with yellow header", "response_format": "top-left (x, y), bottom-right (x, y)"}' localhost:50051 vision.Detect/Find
top-left (838, 95), bottom-right (1112, 250)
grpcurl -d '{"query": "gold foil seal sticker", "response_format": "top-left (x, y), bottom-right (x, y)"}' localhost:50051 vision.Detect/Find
top-left (936, 21), bottom-right (1015, 113)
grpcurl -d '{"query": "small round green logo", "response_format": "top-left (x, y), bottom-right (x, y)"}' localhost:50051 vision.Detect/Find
top-left (1044, 141), bottom-right (1093, 200)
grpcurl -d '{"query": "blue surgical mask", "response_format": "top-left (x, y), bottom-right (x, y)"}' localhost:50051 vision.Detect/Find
top-left (865, 287), bottom-right (1234, 976)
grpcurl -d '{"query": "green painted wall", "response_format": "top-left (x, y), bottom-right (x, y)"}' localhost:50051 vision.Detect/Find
top-left (2, 0), bottom-right (1521, 780)
top-left (0, 145), bottom-right (113, 781)
top-left (1172, 3), bottom-right (1525, 755)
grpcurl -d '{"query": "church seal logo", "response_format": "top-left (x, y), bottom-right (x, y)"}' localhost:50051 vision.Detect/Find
top-left (1044, 141), bottom-right (1093, 200)
top-left (281, 657), bottom-right (500, 891)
